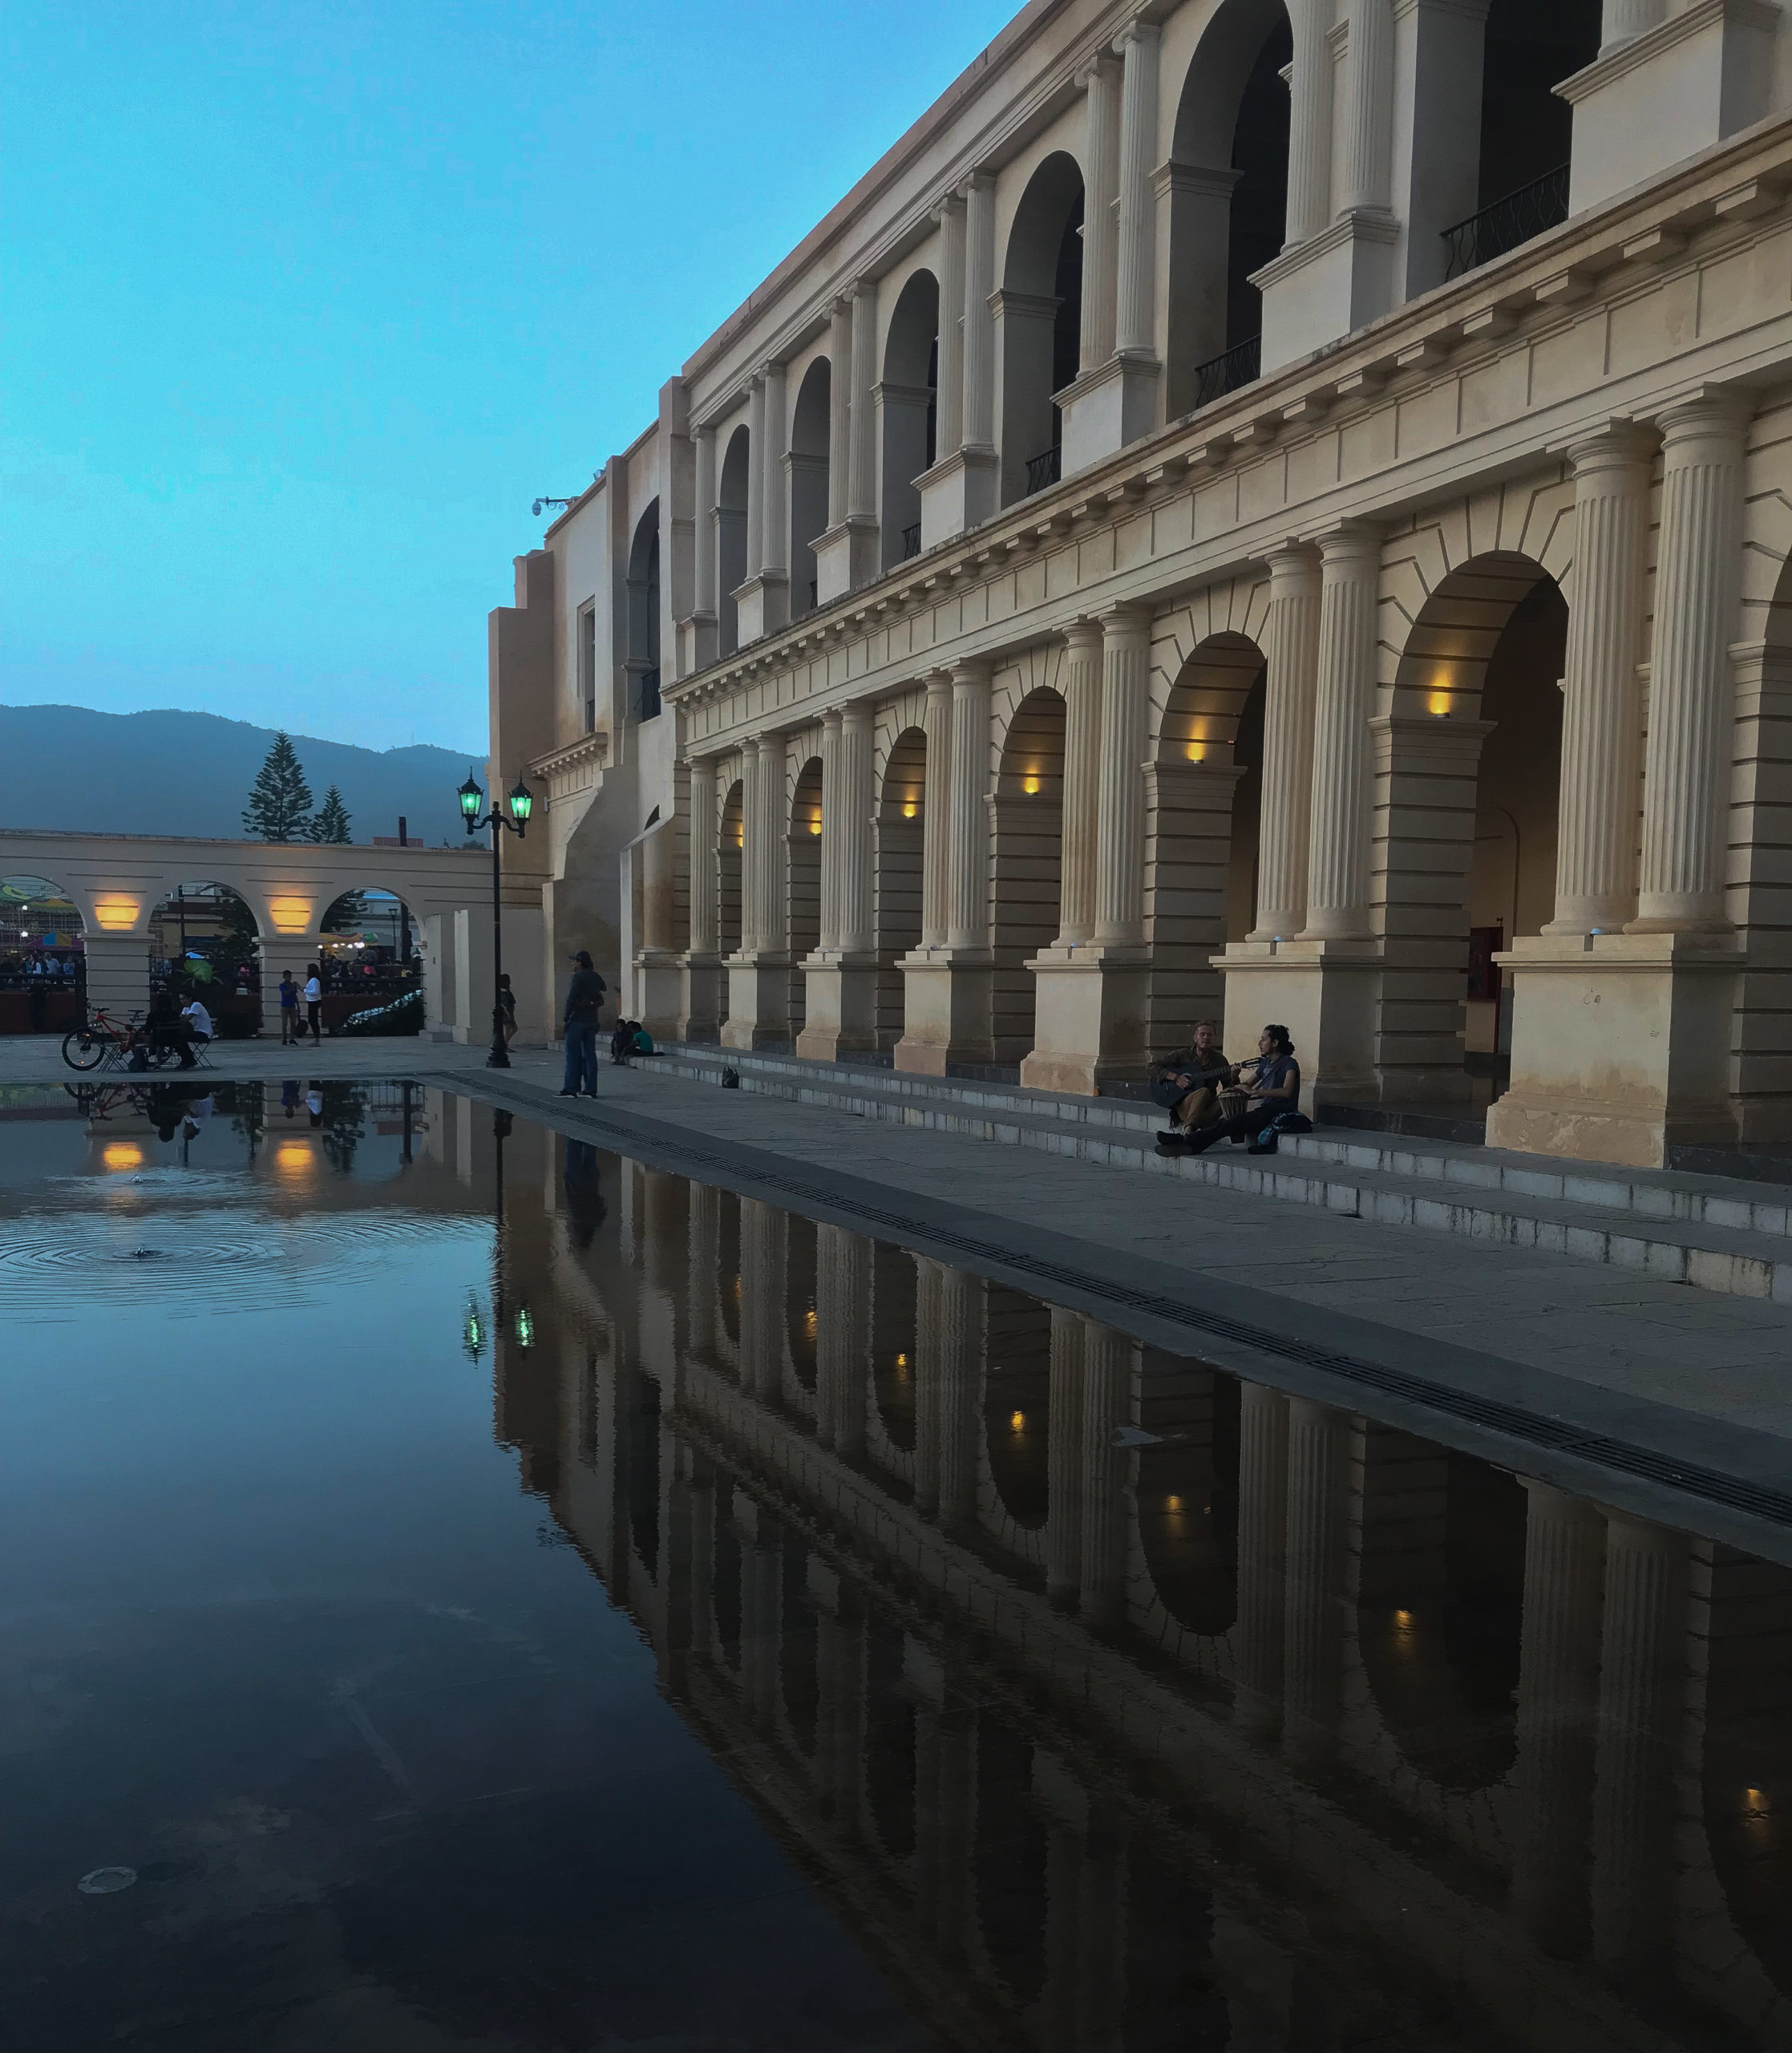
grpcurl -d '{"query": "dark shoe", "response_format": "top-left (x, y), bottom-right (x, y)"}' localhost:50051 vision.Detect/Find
top-left (1186, 1130), bottom-right (1216, 1155)
top-left (582, 1088), bottom-right (599, 1097)
top-left (1156, 1128), bottom-right (1183, 1145)
top-left (1246, 1137), bottom-right (1277, 1156)
top-left (557, 1088), bottom-right (578, 1097)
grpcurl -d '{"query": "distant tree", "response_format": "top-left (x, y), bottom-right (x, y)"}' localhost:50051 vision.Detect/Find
top-left (310, 786), bottom-right (352, 844)
top-left (242, 733), bottom-right (314, 842)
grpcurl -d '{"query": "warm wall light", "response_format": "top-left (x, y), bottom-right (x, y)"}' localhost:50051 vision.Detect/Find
top-left (269, 896), bottom-right (313, 933)
top-left (91, 897), bottom-right (140, 932)
top-left (101, 1142), bottom-right (144, 1171)
top-left (902, 802), bottom-right (917, 820)
top-left (1022, 775), bottom-right (1041, 796)
top-left (1185, 742), bottom-right (1207, 763)
top-left (808, 815), bottom-right (822, 836)
top-left (1426, 690), bottom-right (1453, 718)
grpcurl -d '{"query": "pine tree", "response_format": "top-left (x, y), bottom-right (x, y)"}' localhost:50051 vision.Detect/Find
top-left (242, 733), bottom-right (314, 842)
top-left (310, 786), bottom-right (352, 844)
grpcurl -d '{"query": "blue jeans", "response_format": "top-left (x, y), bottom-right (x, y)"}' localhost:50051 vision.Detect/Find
top-left (562, 1018), bottom-right (598, 1094)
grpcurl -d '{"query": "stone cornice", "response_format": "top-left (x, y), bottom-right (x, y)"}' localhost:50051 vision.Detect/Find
top-left (530, 730), bottom-right (610, 782)
top-left (1555, 0), bottom-right (1780, 105)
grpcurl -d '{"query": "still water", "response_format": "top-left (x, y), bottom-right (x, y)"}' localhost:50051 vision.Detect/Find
top-left (2, 1079), bottom-right (1789, 2051)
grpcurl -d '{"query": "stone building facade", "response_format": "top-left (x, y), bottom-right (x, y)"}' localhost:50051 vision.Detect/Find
top-left (494, 0), bottom-right (1792, 1166)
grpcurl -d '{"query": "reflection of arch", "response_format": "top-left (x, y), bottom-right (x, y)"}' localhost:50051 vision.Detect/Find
top-left (992, 689), bottom-right (1066, 1062)
top-left (788, 756), bottom-right (823, 1039)
top-left (999, 153), bottom-right (1083, 504)
top-left (1136, 1373), bottom-right (1239, 1635)
top-left (627, 501), bottom-right (661, 720)
top-left (788, 361), bottom-right (830, 617)
top-left (786, 1213), bottom-right (818, 1393)
top-left (1163, 0), bottom-right (1288, 412)
top-left (875, 728), bottom-right (926, 1050)
top-left (864, 1617), bottom-right (917, 1858)
top-left (983, 1289), bottom-right (1049, 1534)
top-left (718, 1188), bottom-right (742, 1350)
top-left (871, 1242), bottom-right (917, 1461)
top-left (880, 272), bottom-right (938, 566)
top-left (718, 427), bottom-right (750, 657)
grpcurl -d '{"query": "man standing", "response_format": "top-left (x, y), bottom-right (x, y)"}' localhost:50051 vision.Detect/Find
top-left (277, 970), bottom-right (299, 1045)
top-left (560, 950), bottom-right (605, 1097)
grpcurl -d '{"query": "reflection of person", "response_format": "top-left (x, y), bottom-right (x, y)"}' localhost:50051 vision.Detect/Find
top-left (302, 966), bottom-right (323, 1045)
top-left (562, 1138), bottom-right (606, 1249)
top-left (281, 1079), bottom-right (300, 1119)
top-left (306, 1086), bottom-right (324, 1128)
top-left (560, 950), bottom-right (605, 1098)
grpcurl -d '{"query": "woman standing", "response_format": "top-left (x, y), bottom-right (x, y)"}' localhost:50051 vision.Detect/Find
top-left (302, 964), bottom-right (323, 1046)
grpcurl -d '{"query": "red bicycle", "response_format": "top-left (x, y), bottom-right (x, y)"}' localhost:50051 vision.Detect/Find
top-left (61, 1008), bottom-right (172, 1073)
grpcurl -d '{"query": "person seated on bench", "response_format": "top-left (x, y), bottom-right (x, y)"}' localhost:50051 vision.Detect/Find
top-left (1179, 1024), bottom-right (1300, 1154)
top-left (1151, 1019), bottom-right (1240, 1143)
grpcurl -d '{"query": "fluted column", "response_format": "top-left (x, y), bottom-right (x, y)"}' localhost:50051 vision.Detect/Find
top-left (1113, 20), bottom-right (1160, 358)
top-left (1546, 427), bottom-right (1652, 934)
top-left (1600, 0), bottom-right (1665, 55)
top-left (1630, 392), bottom-right (1751, 933)
top-left (738, 739), bottom-right (763, 953)
top-left (936, 1266), bottom-right (981, 1532)
top-left (1342, 0), bottom-right (1394, 212)
top-left (1234, 1383), bottom-right (1289, 1736)
top-left (815, 1223), bottom-right (868, 1459)
top-left (848, 281), bottom-right (878, 524)
top-left (1078, 1318), bottom-right (1131, 1630)
top-left (835, 700), bottom-right (875, 955)
top-left (920, 672), bottom-right (954, 947)
top-left (1078, 58), bottom-right (1121, 375)
top-left (935, 199), bottom-right (966, 459)
top-left (1285, 0), bottom-right (1336, 245)
top-left (1280, 1398), bottom-right (1350, 1771)
top-left (1591, 1513), bottom-right (1689, 1974)
top-left (962, 174), bottom-right (997, 451)
top-left (1056, 622), bottom-right (1104, 946)
top-left (761, 361), bottom-right (788, 580)
top-left (1511, 1481), bottom-right (1605, 1950)
top-left (688, 756), bottom-right (718, 956)
top-left (694, 425), bottom-right (718, 616)
top-left (1250, 544), bottom-right (1323, 939)
top-left (1300, 523), bottom-right (1381, 941)
top-left (745, 374), bottom-right (767, 576)
top-left (1092, 606), bottom-right (1152, 948)
top-left (818, 711), bottom-right (842, 951)
top-left (827, 299), bottom-right (853, 528)
top-left (742, 735), bottom-right (786, 954)
top-left (946, 662), bottom-right (993, 952)
top-left (1046, 1307), bottom-right (1085, 1607)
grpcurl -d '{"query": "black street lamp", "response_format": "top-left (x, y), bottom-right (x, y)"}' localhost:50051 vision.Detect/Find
top-left (458, 768), bottom-right (534, 1068)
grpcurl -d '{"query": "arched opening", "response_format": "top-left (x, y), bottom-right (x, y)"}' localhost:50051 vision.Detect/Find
top-left (786, 1213), bottom-right (819, 1393)
top-left (984, 1287), bottom-right (1050, 1533)
top-left (1147, 634), bottom-right (1266, 1056)
top-left (872, 1242), bottom-right (917, 1461)
top-left (718, 427), bottom-right (750, 658)
top-left (1136, 1371), bottom-right (1240, 1636)
top-left (0, 876), bottom-right (84, 1035)
top-left (787, 756), bottom-right (823, 1041)
top-left (1357, 1443), bottom-right (1526, 1792)
top-left (317, 889), bottom-right (420, 1027)
top-left (788, 360), bottom-right (831, 617)
top-left (999, 153), bottom-right (1084, 505)
top-left (1164, 0), bottom-right (1289, 415)
top-left (1391, 553), bottom-right (1565, 1107)
top-left (875, 728), bottom-right (926, 1051)
top-left (992, 689), bottom-right (1066, 1063)
top-left (626, 501), bottom-right (661, 720)
top-left (149, 884), bottom-right (261, 1036)
top-left (880, 271), bottom-right (939, 567)
top-left (718, 777), bottom-right (744, 1040)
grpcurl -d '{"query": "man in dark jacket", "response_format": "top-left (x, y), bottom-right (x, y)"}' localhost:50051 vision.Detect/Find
top-left (560, 950), bottom-right (606, 1096)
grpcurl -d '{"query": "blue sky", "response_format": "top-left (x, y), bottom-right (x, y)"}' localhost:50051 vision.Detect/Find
top-left (2, 2), bottom-right (1017, 753)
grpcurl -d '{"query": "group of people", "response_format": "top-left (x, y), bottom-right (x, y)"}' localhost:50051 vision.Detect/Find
top-left (125, 989), bottom-right (215, 1070)
top-left (276, 969), bottom-right (326, 1046)
top-left (1151, 1020), bottom-right (1305, 1157)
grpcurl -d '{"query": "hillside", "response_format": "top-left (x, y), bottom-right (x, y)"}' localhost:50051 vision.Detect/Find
top-left (0, 705), bottom-right (486, 845)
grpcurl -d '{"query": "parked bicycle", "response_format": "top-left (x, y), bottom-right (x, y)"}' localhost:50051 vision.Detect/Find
top-left (60, 1008), bottom-right (176, 1073)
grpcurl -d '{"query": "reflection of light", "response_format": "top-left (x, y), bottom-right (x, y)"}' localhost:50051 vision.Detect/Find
top-left (1009, 1409), bottom-right (1026, 1431)
top-left (463, 1300), bottom-right (484, 1362)
top-left (731, 1274), bottom-right (741, 1299)
top-left (92, 897), bottom-right (140, 932)
top-left (1164, 1493), bottom-right (1183, 1512)
top-left (268, 896), bottom-right (312, 933)
top-left (803, 1307), bottom-right (817, 1334)
top-left (902, 802), bottom-right (917, 820)
top-left (1185, 741), bottom-right (1207, 762)
top-left (1394, 1608), bottom-right (1412, 1623)
top-left (1746, 1786), bottom-right (1770, 1812)
top-left (275, 1141), bottom-right (312, 1173)
top-left (102, 1143), bottom-right (144, 1171)
top-left (515, 1307), bottom-right (535, 1348)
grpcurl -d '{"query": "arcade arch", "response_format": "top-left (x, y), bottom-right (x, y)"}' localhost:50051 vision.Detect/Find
top-left (718, 428), bottom-right (750, 657)
top-left (0, 874), bottom-right (83, 1033)
top-left (788, 361), bottom-right (831, 616)
top-left (149, 882), bottom-right (261, 1031)
top-left (626, 501), bottom-right (661, 720)
top-left (992, 688), bottom-right (1066, 1063)
top-left (999, 153), bottom-right (1083, 504)
top-left (880, 271), bottom-right (938, 566)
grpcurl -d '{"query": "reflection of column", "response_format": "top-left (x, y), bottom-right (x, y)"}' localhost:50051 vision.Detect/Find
top-left (816, 1223), bottom-right (868, 1459)
top-left (1300, 524), bottom-right (1381, 941)
top-left (913, 1259), bottom-right (944, 1517)
top-left (962, 173), bottom-right (997, 452)
top-left (1046, 1308), bottom-right (1085, 1607)
top-left (1234, 1383), bottom-right (1289, 1737)
top-left (811, 1563), bottom-right (865, 1840)
top-left (736, 1500), bottom-right (781, 1728)
top-left (1093, 606), bottom-right (1151, 947)
top-left (687, 1464), bottom-right (716, 1661)
top-left (1078, 58), bottom-right (1121, 375)
top-left (1280, 1398), bottom-right (1349, 1772)
top-left (1075, 1834), bottom-right (1129, 2053)
top-left (1042, 1791), bottom-right (1086, 2053)
top-left (946, 662), bottom-right (993, 952)
top-left (686, 1180), bottom-right (719, 1361)
top-left (1591, 1512), bottom-right (1688, 1974)
top-left (1056, 622), bottom-right (1103, 946)
top-left (1546, 426), bottom-right (1652, 934)
top-left (1079, 1319), bottom-right (1131, 1630)
top-left (920, 672), bottom-right (954, 948)
top-left (1630, 393), bottom-right (1751, 933)
top-left (932, 1699), bottom-right (975, 1966)
top-left (1113, 20), bottom-right (1160, 359)
top-left (936, 1265), bottom-right (981, 1532)
top-left (738, 1198), bottom-right (785, 1403)
top-left (1250, 544), bottom-right (1323, 939)
top-left (1511, 1480), bottom-right (1604, 1952)
top-left (688, 757), bottom-right (718, 955)
top-left (935, 198), bottom-right (965, 460)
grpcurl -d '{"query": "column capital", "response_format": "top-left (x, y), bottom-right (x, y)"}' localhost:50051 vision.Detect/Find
top-left (923, 665), bottom-right (955, 693)
top-left (1561, 418), bottom-right (1656, 472)
top-left (1113, 15), bottom-right (1161, 55)
top-left (1652, 384), bottom-right (1754, 446)
top-left (1264, 537), bottom-right (1323, 581)
top-left (930, 191), bottom-right (965, 228)
top-left (949, 656), bottom-right (993, 686)
top-left (821, 706), bottom-right (843, 734)
top-left (1097, 599), bottom-right (1155, 644)
top-left (1077, 47), bottom-right (1122, 87)
top-left (958, 168), bottom-right (997, 201)
top-left (1062, 616), bottom-right (1105, 656)
top-left (1313, 517), bottom-right (1384, 565)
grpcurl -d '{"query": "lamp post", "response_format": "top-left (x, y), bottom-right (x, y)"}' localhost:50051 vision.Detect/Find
top-left (457, 768), bottom-right (533, 1068)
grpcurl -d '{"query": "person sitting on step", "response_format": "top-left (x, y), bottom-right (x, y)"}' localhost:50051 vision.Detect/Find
top-left (1171, 1024), bottom-right (1301, 1156)
top-left (1151, 1018), bottom-right (1241, 1146)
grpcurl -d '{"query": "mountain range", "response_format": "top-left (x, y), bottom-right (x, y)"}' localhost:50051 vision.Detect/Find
top-left (0, 705), bottom-right (486, 845)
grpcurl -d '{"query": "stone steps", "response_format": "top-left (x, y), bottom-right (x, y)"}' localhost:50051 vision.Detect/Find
top-left (645, 1043), bottom-right (1792, 1306)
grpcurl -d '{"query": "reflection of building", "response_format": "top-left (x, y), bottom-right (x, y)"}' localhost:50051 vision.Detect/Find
top-left (496, 1157), bottom-right (1792, 2049)
top-left (498, 0), bottom-right (1792, 1167)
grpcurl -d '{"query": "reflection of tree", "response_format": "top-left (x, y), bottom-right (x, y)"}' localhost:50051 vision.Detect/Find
top-left (220, 1081), bottom-right (264, 1153)
top-left (318, 1082), bottom-right (367, 1173)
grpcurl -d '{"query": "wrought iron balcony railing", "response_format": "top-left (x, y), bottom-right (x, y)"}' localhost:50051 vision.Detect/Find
top-left (1191, 334), bottom-right (1260, 411)
top-left (637, 666), bottom-right (661, 721)
top-left (1442, 164), bottom-right (1570, 280)
top-left (1024, 443), bottom-right (1062, 496)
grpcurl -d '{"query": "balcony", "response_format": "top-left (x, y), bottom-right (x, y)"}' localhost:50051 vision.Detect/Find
top-left (636, 666), bottom-right (661, 721)
top-left (1024, 443), bottom-right (1062, 496)
top-left (1442, 164), bottom-right (1570, 281)
top-left (1191, 334), bottom-right (1260, 411)
top-left (900, 522), bottom-right (921, 561)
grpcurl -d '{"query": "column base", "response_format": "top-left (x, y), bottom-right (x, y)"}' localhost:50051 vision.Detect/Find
top-left (1213, 937), bottom-right (1381, 1112)
top-left (635, 947), bottom-right (684, 1042)
top-left (814, 517), bottom-right (879, 605)
top-left (1252, 209), bottom-right (1400, 375)
top-left (1018, 944), bottom-right (1151, 1095)
top-left (916, 446), bottom-right (999, 551)
top-left (1485, 931), bottom-right (1741, 1168)
top-left (794, 954), bottom-right (880, 1059)
top-left (1058, 352), bottom-right (1161, 480)
top-left (892, 948), bottom-right (993, 1073)
top-left (731, 572), bottom-right (790, 646)
top-left (676, 954), bottom-right (724, 1044)
top-left (720, 951), bottom-right (793, 1051)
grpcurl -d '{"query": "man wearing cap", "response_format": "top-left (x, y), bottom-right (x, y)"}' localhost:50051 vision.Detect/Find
top-left (560, 950), bottom-right (606, 1097)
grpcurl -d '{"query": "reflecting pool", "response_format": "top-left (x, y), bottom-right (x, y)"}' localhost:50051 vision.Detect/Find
top-left (2, 1079), bottom-right (1789, 2051)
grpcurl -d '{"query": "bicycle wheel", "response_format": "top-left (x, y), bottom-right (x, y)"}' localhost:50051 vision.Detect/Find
top-left (62, 1028), bottom-right (106, 1072)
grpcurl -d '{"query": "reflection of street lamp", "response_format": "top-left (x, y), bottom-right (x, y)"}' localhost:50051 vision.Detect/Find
top-left (463, 1295), bottom-right (484, 1361)
top-left (458, 771), bottom-right (533, 1069)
